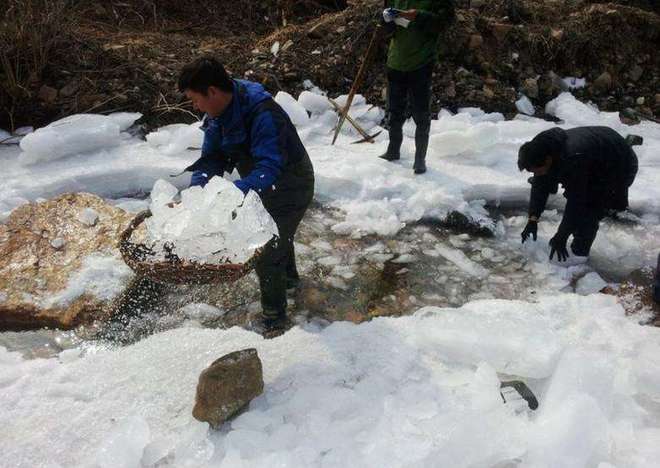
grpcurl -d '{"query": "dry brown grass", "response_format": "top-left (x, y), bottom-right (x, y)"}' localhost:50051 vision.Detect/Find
top-left (0, 0), bottom-right (75, 130)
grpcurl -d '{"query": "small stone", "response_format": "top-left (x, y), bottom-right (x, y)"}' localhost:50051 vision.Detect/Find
top-left (491, 23), bottom-right (513, 42)
top-left (468, 34), bottom-right (483, 49)
top-left (655, 94), bottom-right (660, 105)
top-left (539, 71), bottom-right (562, 98)
top-left (192, 349), bottom-right (264, 429)
top-left (636, 97), bottom-right (645, 106)
top-left (446, 82), bottom-right (456, 98)
top-left (521, 77), bottom-right (539, 99)
top-left (629, 65), bottom-right (643, 82)
top-left (307, 22), bottom-right (326, 39)
top-left (483, 86), bottom-right (495, 99)
top-left (550, 29), bottom-right (564, 41)
top-left (50, 238), bottom-right (65, 250)
top-left (38, 85), bottom-right (58, 105)
top-left (78, 208), bottom-right (99, 227)
top-left (59, 81), bottom-right (79, 98)
top-left (284, 71), bottom-right (300, 81)
top-left (593, 72), bottom-right (613, 93)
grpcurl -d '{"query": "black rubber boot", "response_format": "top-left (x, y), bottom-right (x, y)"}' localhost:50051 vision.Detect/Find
top-left (256, 307), bottom-right (291, 338)
top-left (379, 141), bottom-right (401, 161)
top-left (413, 129), bottom-right (429, 174)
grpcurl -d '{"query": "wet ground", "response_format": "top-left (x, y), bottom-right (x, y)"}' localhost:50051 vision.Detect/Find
top-left (1, 203), bottom-right (658, 358)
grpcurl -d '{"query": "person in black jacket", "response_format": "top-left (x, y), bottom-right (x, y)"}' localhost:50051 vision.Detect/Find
top-left (518, 126), bottom-right (638, 262)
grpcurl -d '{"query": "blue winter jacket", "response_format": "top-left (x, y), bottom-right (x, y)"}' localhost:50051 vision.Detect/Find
top-left (184, 79), bottom-right (313, 199)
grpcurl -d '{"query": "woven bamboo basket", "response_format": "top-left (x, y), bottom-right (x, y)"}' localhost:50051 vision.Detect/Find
top-left (119, 210), bottom-right (266, 285)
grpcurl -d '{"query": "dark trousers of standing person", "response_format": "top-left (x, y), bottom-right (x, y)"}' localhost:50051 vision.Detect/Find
top-left (255, 169), bottom-right (314, 320)
top-left (382, 61), bottom-right (434, 174)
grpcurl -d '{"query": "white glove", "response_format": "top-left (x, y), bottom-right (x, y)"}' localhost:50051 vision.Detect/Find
top-left (382, 8), bottom-right (396, 23)
top-left (394, 16), bottom-right (410, 28)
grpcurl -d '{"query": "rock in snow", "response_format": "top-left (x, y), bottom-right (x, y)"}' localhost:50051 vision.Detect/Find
top-left (0, 193), bottom-right (133, 329)
top-left (192, 348), bottom-right (264, 428)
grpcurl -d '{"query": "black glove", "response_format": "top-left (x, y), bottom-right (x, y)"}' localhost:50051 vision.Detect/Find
top-left (521, 220), bottom-right (538, 243)
top-left (549, 233), bottom-right (569, 262)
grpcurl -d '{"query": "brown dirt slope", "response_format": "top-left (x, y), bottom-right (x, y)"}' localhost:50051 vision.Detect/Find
top-left (1, 0), bottom-right (658, 131)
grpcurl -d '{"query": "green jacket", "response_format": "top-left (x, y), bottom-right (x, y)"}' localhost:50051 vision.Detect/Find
top-left (385, 0), bottom-right (454, 72)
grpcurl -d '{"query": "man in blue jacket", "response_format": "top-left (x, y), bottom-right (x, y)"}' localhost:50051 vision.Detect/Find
top-left (178, 58), bottom-right (315, 332)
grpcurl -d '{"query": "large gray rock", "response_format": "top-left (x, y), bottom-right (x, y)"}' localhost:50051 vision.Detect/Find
top-left (192, 348), bottom-right (264, 429)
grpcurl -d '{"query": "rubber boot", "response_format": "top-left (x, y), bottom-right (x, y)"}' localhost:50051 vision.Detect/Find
top-left (413, 128), bottom-right (429, 174)
top-left (379, 140), bottom-right (401, 161)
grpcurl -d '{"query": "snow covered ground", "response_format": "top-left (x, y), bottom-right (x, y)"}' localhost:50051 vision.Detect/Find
top-left (2, 294), bottom-right (660, 467)
top-left (2, 88), bottom-right (660, 467)
top-left (2, 92), bottom-right (659, 240)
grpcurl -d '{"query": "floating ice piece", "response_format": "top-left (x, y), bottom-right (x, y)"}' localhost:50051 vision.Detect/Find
top-left (434, 245), bottom-right (488, 278)
top-left (575, 272), bottom-right (607, 295)
top-left (333, 94), bottom-right (366, 109)
top-left (146, 122), bottom-right (203, 155)
top-left (298, 91), bottom-right (332, 114)
top-left (275, 92), bottom-right (310, 127)
top-left (95, 416), bottom-right (151, 468)
top-left (516, 95), bottom-right (535, 116)
top-left (19, 113), bottom-right (141, 165)
top-left (179, 303), bottom-right (225, 321)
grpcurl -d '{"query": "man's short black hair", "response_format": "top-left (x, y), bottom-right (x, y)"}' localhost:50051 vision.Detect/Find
top-left (517, 127), bottom-right (567, 171)
top-left (178, 57), bottom-right (233, 95)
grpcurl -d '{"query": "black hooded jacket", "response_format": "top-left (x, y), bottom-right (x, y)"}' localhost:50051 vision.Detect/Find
top-left (528, 126), bottom-right (638, 234)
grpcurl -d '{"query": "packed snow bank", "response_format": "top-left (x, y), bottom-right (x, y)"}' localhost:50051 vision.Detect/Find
top-left (3, 91), bottom-right (660, 242)
top-left (19, 113), bottom-right (141, 165)
top-left (146, 177), bottom-right (278, 263)
top-left (2, 293), bottom-right (660, 467)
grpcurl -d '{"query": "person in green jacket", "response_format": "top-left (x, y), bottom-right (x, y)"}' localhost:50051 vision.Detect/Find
top-left (380, 0), bottom-right (454, 174)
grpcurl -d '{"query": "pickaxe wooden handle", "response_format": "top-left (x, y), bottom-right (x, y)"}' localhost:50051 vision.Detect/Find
top-left (331, 24), bottom-right (383, 145)
top-left (327, 97), bottom-right (378, 143)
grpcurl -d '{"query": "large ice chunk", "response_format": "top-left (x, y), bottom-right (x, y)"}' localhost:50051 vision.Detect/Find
top-left (298, 91), bottom-right (332, 114)
top-left (145, 122), bottom-right (203, 155)
top-left (145, 177), bottom-right (278, 264)
top-left (19, 112), bottom-right (141, 165)
top-left (275, 91), bottom-right (310, 127)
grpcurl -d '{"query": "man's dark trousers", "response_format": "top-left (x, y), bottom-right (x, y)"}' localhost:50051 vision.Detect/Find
top-left (569, 150), bottom-right (638, 257)
top-left (386, 61), bottom-right (434, 163)
top-left (256, 163), bottom-right (314, 317)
